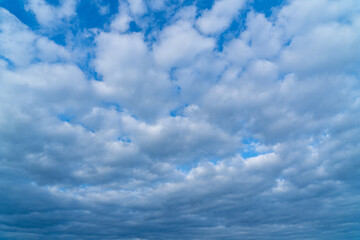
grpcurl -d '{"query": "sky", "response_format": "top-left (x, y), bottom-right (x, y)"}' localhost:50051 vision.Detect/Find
top-left (0, 0), bottom-right (360, 239)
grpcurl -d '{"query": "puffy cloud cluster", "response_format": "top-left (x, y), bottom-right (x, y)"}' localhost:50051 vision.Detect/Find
top-left (0, 8), bottom-right (71, 66)
top-left (1, 0), bottom-right (360, 239)
top-left (197, 0), bottom-right (247, 34)
top-left (25, 0), bottom-right (77, 28)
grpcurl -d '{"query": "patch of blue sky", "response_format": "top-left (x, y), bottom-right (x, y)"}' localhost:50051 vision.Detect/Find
top-left (2, 0), bottom-right (117, 46)
top-left (57, 187), bottom-right (67, 192)
top-left (241, 149), bottom-right (260, 159)
top-left (216, 0), bottom-right (285, 51)
top-left (209, 157), bottom-right (222, 164)
top-left (58, 113), bottom-right (97, 133)
top-left (0, 55), bottom-right (16, 70)
top-left (240, 137), bottom-right (260, 159)
top-left (169, 110), bottom-right (177, 117)
top-left (251, 0), bottom-right (284, 17)
top-left (48, 33), bottom-right (69, 47)
top-left (143, 14), bottom-right (167, 44)
top-left (169, 104), bottom-right (188, 117)
top-left (77, 122), bottom-right (95, 133)
top-left (44, 0), bottom-right (61, 6)
top-left (143, 2), bottom-right (188, 43)
top-left (194, 0), bottom-right (215, 10)
top-left (118, 136), bottom-right (131, 143)
top-left (168, 70), bottom-right (182, 95)
top-left (176, 163), bottom-right (195, 174)
top-left (0, 0), bottom-right (39, 30)
top-left (160, 0), bottom-right (211, 12)
top-left (242, 137), bottom-right (259, 145)
top-left (241, 137), bottom-right (274, 159)
top-left (216, 8), bottom-right (248, 51)
top-left (0, 2), bottom-right (63, 47)
top-left (175, 85), bottom-right (181, 94)
top-left (141, 0), bottom-right (216, 43)
top-left (57, 113), bottom-right (75, 122)
top-left (82, 61), bottom-right (102, 81)
top-left (128, 20), bottom-right (142, 32)
top-left (77, 0), bottom-right (119, 30)
top-left (102, 102), bottom-right (122, 112)
top-left (176, 157), bottom-right (221, 174)
top-left (169, 67), bottom-right (178, 81)
top-left (80, 184), bottom-right (91, 189)
top-left (75, 41), bottom-right (100, 80)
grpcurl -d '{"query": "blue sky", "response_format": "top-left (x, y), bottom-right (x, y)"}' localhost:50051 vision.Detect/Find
top-left (1, 0), bottom-right (360, 239)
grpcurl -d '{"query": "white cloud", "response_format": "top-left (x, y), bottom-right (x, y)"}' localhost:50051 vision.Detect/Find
top-left (35, 37), bottom-right (71, 61)
top-left (279, 22), bottom-right (360, 73)
top-left (111, 2), bottom-right (132, 32)
top-left (148, 0), bottom-right (166, 11)
top-left (118, 114), bottom-right (240, 161)
top-left (224, 12), bottom-right (282, 67)
top-left (153, 20), bottom-right (215, 68)
top-left (92, 0), bottom-right (110, 15)
top-left (111, 13), bottom-right (132, 33)
top-left (127, 0), bottom-right (147, 15)
top-left (197, 0), bottom-right (247, 34)
top-left (94, 31), bottom-right (174, 118)
top-left (0, 8), bottom-right (36, 67)
top-left (26, 0), bottom-right (77, 27)
top-left (277, 0), bottom-right (360, 39)
top-left (0, 8), bottom-right (71, 67)
top-left (241, 12), bottom-right (282, 59)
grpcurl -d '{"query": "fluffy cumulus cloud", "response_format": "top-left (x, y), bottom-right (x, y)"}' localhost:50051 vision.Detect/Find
top-left (197, 0), bottom-right (247, 34)
top-left (1, 0), bottom-right (360, 239)
top-left (25, 0), bottom-right (77, 28)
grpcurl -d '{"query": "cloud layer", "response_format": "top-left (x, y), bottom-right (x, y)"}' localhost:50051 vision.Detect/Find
top-left (1, 0), bottom-right (360, 239)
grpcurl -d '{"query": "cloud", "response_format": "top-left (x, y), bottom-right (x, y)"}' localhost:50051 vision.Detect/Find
top-left (110, 3), bottom-right (132, 32)
top-left (197, 0), bottom-right (247, 34)
top-left (0, 8), bottom-right (36, 67)
top-left (93, 31), bottom-right (174, 119)
top-left (127, 0), bottom-right (147, 16)
top-left (153, 20), bottom-right (215, 68)
top-left (148, 0), bottom-right (166, 11)
top-left (1, 0), bottom-right (360, 239)
top-left (279, 21), bottom-right (360, 73)
top-left (0, 8), bottom-right (71, 67)
top-left (25, 0), bottom-right (77, 28)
